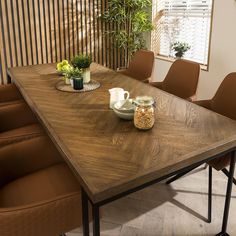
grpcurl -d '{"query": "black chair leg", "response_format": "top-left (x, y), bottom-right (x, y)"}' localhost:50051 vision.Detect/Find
top-left (208, 166), bottom-right (212, 223)
top-left (221, 168), bottom-right (236, 185)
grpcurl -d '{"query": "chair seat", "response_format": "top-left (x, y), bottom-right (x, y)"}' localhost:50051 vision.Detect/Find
top-left (0, 123), bottom-right (44, 147)
top-left (0, 102), bottom-right (38, 133)
top-left (149, 81), bottom-right (163, 89)
top-left (0, 163), bottom-right (80, 208)
top-left (0, 99), bottom-right (23, 108)
top-left (0, 84), bottom-right (22, 105)
top-left (0, 163), bottom-right (83, 236)
top-left (208, 153), bottom-right (231, 171)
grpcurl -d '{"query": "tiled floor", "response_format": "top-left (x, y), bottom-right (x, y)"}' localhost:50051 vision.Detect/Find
top-left (67, 165), bottom-right (236, 236)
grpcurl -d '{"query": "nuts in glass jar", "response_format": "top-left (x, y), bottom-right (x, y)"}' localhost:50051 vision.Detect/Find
top-left (133, 96), bottom-right (155, 130)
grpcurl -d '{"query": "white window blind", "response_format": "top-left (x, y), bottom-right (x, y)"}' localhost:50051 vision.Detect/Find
top-left (151, 0), bottom-right (213, 65)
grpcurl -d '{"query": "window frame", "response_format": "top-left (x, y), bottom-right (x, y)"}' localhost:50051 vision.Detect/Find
top-left (151, 0), bottom-right (215, 71)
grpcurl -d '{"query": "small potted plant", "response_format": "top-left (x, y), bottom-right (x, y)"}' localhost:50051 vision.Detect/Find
top-left (71, 54), bottom-right (92, 83)
top-left (65, 67), bottom-right (83, 90)
top-left (171, 42), bottom-right (191, 58)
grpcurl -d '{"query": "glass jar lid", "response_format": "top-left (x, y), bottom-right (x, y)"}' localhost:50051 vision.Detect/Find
top-left (134, 96), bottom-right (154, 106)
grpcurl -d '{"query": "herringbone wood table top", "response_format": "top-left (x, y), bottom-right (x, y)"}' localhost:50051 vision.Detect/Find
top-left (9, 63), bottom-right (236, 203)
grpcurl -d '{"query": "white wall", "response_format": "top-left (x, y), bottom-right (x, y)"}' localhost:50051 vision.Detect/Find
top-left (151, 0), bottom-right (236, 100)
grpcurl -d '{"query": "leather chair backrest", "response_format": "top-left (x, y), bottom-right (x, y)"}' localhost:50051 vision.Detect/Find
top-left (206, 73), bottom-right (236, 171)
top-left (211, 72), bottom-right (236, 120)
top-left (125, 50), bottom-right (155, 81)
top-left (162, 59), bottom-right (200, 99)
top-left (0, 136), bottom-right (63, 188)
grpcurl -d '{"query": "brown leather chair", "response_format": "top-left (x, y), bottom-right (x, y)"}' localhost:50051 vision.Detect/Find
top-left (0, 83), bottom-right (43, 146)
top-left (166, 72), bottom-right (236, 223)
top-left (194, 72), bottom-right (236, 171)
top-left (0, 102), bottom-right (44, 147)
top-left (0, 135), bottom-right (83, 236)
top-left (150, 59), bottom-right (200, 101)
top-left (0, 84), bottom-right (22, 107)
top-left (119, 49), bottom-right (155, 82)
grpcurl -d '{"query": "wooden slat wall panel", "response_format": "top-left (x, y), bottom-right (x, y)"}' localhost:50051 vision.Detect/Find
top-left (0, 0), bottom-right (124, 84)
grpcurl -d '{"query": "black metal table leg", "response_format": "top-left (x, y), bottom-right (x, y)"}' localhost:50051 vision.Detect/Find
top-left (208, 166), bottom-right (212, 223)
top-left (166, 166), bottom-right (196, 184)
top-left (82, 188), bottom-right (89, 236)
top-left (92, 204), bottom-right (100, 236)
top-left (221, 168), bottom-right (236, 185)
top-left (216, 151), bottom-right (236, 236)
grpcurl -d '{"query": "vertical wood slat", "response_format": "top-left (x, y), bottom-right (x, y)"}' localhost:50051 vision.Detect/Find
top-left (25, 0), bottom-right (33, 65)
top-left (96, 0), bottom-right (100, 64)
top-left (16, 0), bottom-right (24, 66)
top-left (9, 0), bottom-right (18, 66)
top-left (92, 0), bottom-right (96, 62)
top-left (31, 0), bottom-right (39, 65)
top-left (0, 0), bottom-right (124, 84)
top-left (4, 1), bottom-right (13, 67)
top-left (53, 1), bottom-right (58, 62)
top-left (0, 0), bottom-right (8, 82)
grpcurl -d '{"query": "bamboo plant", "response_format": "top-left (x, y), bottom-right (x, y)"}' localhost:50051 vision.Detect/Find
top-left (101, 0), bottom-right (154, 66)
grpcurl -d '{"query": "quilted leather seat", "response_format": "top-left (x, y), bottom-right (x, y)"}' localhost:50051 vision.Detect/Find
top-left (0, 84), bottom-right (22, 107)
top-left (0, 136), bottom-right (83, 236)
top-left (0, 87), bottom-right (44, 146)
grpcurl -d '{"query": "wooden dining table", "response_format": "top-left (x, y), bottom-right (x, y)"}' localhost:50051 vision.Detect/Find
top-left (8, 63), bottom-right (236, 236)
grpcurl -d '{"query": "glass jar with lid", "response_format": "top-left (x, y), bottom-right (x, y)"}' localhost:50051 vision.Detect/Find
top-left (133, 96), bottom-right (155, 130)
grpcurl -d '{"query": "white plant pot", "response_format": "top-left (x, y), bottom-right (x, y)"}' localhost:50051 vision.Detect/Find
top-left (70, 78), bottom-right (74, 87)
top-left (65, 77), bottom-right (71, 85)
top-left (82, 68), bottom-right (90, 84)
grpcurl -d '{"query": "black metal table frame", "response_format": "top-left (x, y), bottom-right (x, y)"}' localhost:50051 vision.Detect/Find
top-left (7, 72), bottom-right (236, 236)
top-left (82, 149), bottom-right (236, 236)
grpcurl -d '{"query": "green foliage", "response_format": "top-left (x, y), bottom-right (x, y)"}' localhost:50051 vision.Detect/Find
top-left (64, 67), bottom-right (82, 79)
top-left (171, 41), bottom-right (191, 58)
top-left (101, 0), bottom-right (154, 64)
top-left (71, 54), bottom-right (92, 69)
